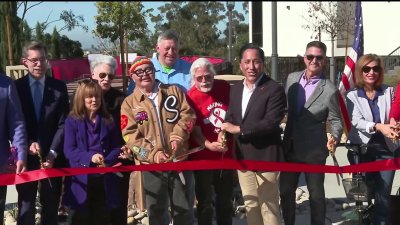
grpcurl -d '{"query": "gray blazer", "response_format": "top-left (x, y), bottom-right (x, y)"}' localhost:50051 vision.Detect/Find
top-left (283, 71), bottom-right (343, 164)
top-left (346, 85), bottom-right (398, 151)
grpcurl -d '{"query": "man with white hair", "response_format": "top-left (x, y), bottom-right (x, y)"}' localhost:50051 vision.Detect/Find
top-left (186, 58), bottom-right (234, 225)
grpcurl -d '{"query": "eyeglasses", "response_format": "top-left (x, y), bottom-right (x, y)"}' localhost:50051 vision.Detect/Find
top-left (362, 65), bottom-right (381, 73)
top-left (98, 72), bottom-right (115, 80)
top-left (195, 75), bottom-right (213, 82)
top-left (133, 67), bottom-right (154, 77)
top-left (25, 57), bottom-right (47, 64)
top-left (305, 55), bottom-right (324, 61)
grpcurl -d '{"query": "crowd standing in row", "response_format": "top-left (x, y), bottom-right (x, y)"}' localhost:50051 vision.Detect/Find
top-left (0, 29), bottom-right (399, 225)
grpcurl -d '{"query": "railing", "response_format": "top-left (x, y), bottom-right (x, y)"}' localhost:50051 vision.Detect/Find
top-left (5, 65), bottom-right (28, 80)
top-left (383, 56), bottom-right (400, 73)
top-left (388, 45), bottom-right (400, 56)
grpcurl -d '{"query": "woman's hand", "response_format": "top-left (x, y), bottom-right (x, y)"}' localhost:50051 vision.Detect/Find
top-left (376, 123), bottom-right (399, 140)
top-left (91, 153), bottom-right (105, 167)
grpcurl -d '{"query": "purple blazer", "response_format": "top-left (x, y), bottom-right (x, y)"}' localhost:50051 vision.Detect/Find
top-left (63, 114), bottom-right (122, 211)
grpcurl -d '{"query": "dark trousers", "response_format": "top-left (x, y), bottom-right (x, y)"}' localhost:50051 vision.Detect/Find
top-left (0, 185), bottom-right (6, 221)
top-left (194, 169), bottom-right (234, 225)
top-left (142, 170), bottom-right (192, 225)
top-left (110, 172), bottom-right (130, 225)
top-left (16, 177), bottom-right (62, 225)
top-left (69, 175), bottom-right (110, 225)
top-left (348, 146), bottom-right (397, 225)
top-left (280, 171), bottom-right (326, 225)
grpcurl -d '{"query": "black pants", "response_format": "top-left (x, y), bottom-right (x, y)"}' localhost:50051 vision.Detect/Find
top-left (280, 171), bottom-right (326, 225)
top-left (194, 169), bottom-right (234, 225)
top-left (69, 175), bottom-right (110, 225)
top-left (17, 177), bottom-right (62, 225)
top-left (110, 172), bottom-right (130, 225)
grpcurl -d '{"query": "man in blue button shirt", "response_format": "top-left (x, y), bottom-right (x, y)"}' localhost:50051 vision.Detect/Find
top-left (127, 30), bottom-right (192, 94)
top-left (151, 29), bottom-right (192, 92)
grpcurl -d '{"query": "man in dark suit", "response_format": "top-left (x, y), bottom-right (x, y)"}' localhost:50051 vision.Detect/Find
top-left (280, 41), bottom-right (343, 225)
top-left (221, 43), bottom-right (286, 225)
top-left (15, 41), bottom-right (69, 225)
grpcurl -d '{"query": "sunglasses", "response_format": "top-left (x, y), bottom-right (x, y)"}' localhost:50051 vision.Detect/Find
top-left (133, 67), bottom-right (154, 77)
top-left (362, 65), bottom-right (381, 73)
top-left (98, 72), bottom-right (115, 80)
top-left (195, 75), bottom-right (213, 82)
top-left (305, 54), bottom-right (324, 61)
top-left (78, 78), bottom-right (96, 85)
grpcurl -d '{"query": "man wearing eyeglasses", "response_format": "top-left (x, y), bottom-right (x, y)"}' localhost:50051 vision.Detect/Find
top-left (15, 41), bottom-right (70, 225)
top-left (280, 41), bottom-right (343, 225)
top-left (89, 55), bottom-right (128, 225)
top-left (121, 56), bottom-right (196, 225)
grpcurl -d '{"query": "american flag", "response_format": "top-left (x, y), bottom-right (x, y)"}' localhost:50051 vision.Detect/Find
top-left (338, 1), bottom-right (364, 134)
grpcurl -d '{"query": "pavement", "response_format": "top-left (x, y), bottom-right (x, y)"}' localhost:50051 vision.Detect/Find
top-left (4, 147), bottom-right (400, 225)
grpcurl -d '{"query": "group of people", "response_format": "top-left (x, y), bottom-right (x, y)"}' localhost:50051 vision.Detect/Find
top-left (0, 28), bottom-right (399, 225)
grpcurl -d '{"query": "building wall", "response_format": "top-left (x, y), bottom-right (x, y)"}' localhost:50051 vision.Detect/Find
top-left (250, 2), bottom-right (400, 57)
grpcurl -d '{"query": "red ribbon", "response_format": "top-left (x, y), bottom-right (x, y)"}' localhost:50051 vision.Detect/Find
top-left (1, 158), bottom-right (400, 186)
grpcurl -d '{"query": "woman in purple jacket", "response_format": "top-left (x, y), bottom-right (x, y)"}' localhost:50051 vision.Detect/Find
top-left (63, 79), bottom-right (122, 225)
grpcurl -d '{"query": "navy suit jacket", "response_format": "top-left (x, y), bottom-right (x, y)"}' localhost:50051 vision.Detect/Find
top-left (225, 74), bottom-right (286, 161)
top-left (15, 74), bottom-right (69, 169)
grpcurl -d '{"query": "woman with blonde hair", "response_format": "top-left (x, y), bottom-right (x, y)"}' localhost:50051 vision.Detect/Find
top-left (63, 79), bottom-right (123, 225)
top-left (346, 53), bottom-right (398, 225)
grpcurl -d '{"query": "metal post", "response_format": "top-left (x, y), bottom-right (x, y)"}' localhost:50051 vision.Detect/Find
top-left (271, 2), bottom-right (278, 81)
top-left (227, 2), bottom-right (235, 63)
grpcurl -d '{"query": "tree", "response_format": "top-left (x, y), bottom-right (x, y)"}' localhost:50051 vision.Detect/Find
top-left (35, 22), bottom-right (44, 42)
top-left (222, 2), bottom-right (249, 74)
top-left (151, 2), bottom-right (226, 56)
top-left (59, 35), bottom-right (83, 58)
top-left (0, 2), bottom-right (22, 72)
top-left (17, 1), bottom-right (43, 22)
top-left (94, 1), bottom-right (150, 91)
top-left (304, 2), bottom-right (353, 83)
top-left (20, 20), bottom-right (32, 44)
top-left (50, 27), bottom-right (60, 59)
top-left (17, 1), bottom-right (88, 34)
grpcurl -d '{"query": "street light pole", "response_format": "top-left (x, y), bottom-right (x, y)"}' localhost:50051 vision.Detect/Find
top-left (227, 1), bottom-right (235, 63)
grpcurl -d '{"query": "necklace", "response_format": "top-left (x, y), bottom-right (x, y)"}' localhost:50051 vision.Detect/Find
top-left (366, 90), bottom-right (375, 100)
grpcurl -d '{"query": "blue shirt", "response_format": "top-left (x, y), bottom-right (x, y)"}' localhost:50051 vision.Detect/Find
top-left (151, 57), bottom-right (192, 93)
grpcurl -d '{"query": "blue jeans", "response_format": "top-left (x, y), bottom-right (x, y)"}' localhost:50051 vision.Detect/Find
top-left (349, 146), bottom-right (397, 225)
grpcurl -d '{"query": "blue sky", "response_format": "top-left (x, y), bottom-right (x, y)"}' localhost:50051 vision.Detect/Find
top-left (18, 1), bottom-right (247, 50)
